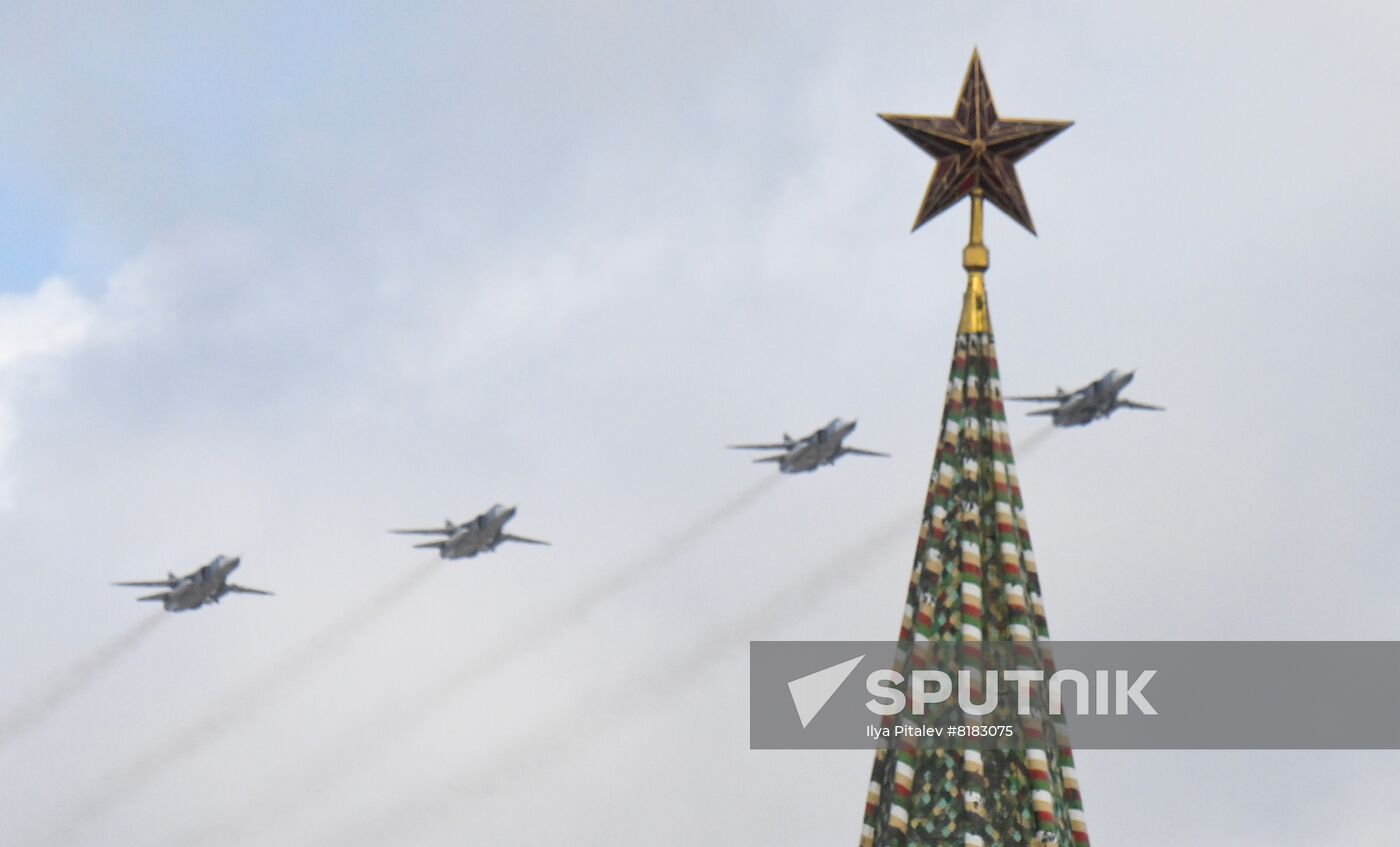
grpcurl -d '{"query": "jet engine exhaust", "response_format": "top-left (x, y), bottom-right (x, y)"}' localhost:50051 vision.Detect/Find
top-left (1013, 422), bottom-right (1055, 458)
top-left (321, 511), bottom-right (915, 847)
top-left (0, 612), bottom-right (164, 751)
top-left (162, 476), bottom-right (785, 847)
top-left (38, 559), bottom-right (442, 845)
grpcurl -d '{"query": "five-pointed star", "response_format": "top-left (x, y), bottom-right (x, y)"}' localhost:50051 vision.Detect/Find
top-left (880, 50), bottom-right (1071, 235)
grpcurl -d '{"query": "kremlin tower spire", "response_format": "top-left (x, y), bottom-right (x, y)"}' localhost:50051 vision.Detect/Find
top-left (861, 51), bottom-right (1087, 847)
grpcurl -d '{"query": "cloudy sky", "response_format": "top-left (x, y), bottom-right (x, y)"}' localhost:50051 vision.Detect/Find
top-left (0, 1), bottom-right (1397, 844)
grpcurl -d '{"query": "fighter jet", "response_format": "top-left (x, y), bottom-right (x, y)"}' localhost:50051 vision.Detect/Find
top-left (113, 555), bottom-right (272, 613)
top-left (390, 504), bottom-right (550, 560)
top-left (1008, 369), bottom-right (1164, 428)
top-left (729, 418), bottom-right (889, 474)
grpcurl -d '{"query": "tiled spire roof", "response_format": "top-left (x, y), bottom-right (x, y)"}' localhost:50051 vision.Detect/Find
top-left (860, 192), bottom-right (1088, 847)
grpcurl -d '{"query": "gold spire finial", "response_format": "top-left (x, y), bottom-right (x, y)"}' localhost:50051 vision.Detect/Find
top-left (959, 189), bottom-right (991, 333)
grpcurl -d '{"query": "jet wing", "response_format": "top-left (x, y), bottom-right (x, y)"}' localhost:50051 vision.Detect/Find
top-left (389, 528), bottom-right (455, 536)
top-left (1118, 400), bottom-right (1165, 411)
top-left (501, 533), bottom-right (550, 546)
top-left (226, 584), bottom-right (274, 596)
top-left (113, 579), bottom-right (178, 588)
top-left (1027, 408), bottom-right (1058, 416)
top-left (842, 447), bottom-right (890, 458)
top-left (136, 591), bottom-right (171, 602)
top-left (1005, 394), bottom-right (1065, 403)
top-left (728, 443), bottom-right (791, 450)
top-left (413, 540), bottom-right (448, 549)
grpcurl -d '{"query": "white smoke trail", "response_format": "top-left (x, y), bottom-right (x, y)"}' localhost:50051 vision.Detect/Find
top-left (156, 476), bottom-right (784, 847)
top-left (0, 613), bottom-right (164, 751)
top-left (37, 558), bottom-right (442, 845)
top-left (322, 511), bottom-right (915, 847)
top-left (1013, 422), bottom-right (1055, 458)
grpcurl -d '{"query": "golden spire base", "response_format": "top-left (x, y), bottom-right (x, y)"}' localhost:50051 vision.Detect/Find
top-left (958, 188), bottom-right (991, 334)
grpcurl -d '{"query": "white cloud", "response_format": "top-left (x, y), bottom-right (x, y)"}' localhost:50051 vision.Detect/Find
top-left (0, 277), bottom-right (94, 368)
top-left (0, 276), bottom-right (96, 507)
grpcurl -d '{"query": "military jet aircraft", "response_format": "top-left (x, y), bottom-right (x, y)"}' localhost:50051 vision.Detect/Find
top-left (729, 418), bottom-right (889, 474)
top-left (390, 504), bottom-right (549, 560)
top-left (1008, 369), bottom-right (1164, 428)
top-left (113, 555), bottom-right (272, 613)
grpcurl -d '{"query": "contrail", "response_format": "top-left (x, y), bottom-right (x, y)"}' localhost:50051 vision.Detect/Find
top-left (158, 477), bottom-right (783, 847)
top-left (38, 558), bottom-right (442, 845)
top-left (0, 613), bottom-right (164, 752)
top-left (1013, 422), bottom-right (1055, 458)
top-left (322, 510), bottom-right (915, 847)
